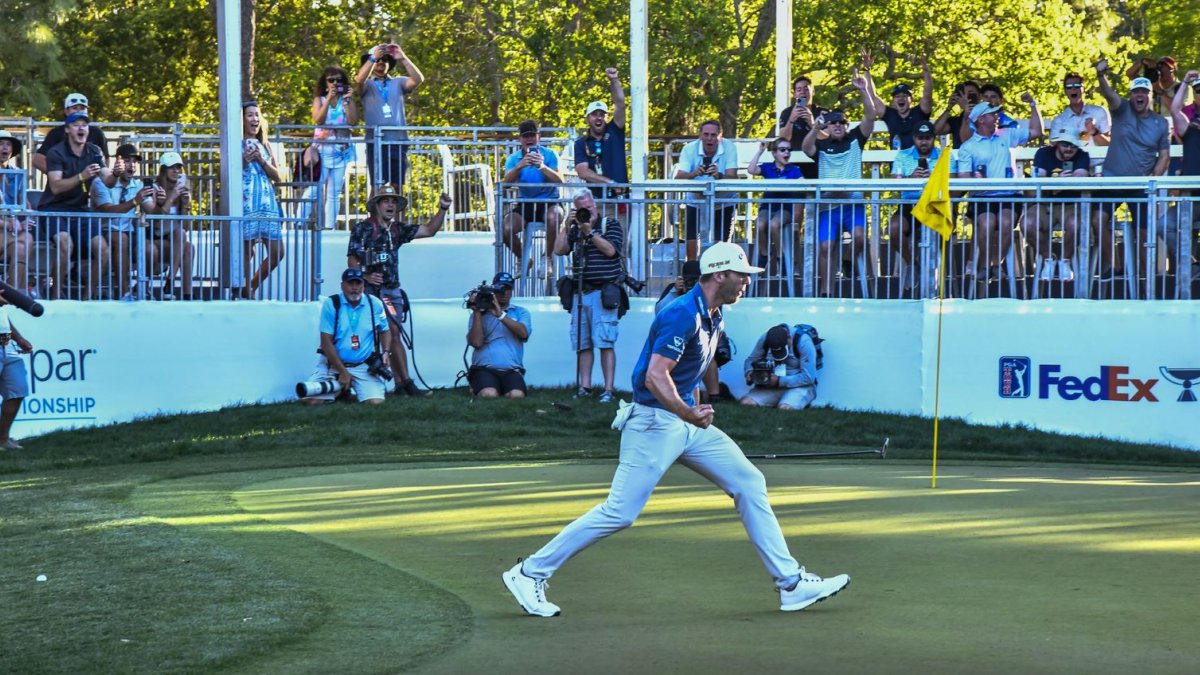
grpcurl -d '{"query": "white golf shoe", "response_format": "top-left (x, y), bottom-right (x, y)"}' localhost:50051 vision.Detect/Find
top-left (502, 560), bottom-right (561, 617)
top-left (779, 567), bottom-right (850, 612)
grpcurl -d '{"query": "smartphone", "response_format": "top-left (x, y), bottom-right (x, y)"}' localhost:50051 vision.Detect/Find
top-left (796, 97), bottom-right (807, 108)
top-left (918, 158), bottom-right (929, 171)
top-left (1062, 160), bottom-right (1074, 173)
top-left (975, 164), bottom-right (987, 177)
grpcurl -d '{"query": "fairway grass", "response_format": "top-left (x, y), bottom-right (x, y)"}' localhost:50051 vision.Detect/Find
top-left (222, 461), bottom-right (1199, 674)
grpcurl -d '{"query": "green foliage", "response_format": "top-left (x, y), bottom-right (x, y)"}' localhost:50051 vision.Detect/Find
top-left (0, 0), bottom-right (1169, 137)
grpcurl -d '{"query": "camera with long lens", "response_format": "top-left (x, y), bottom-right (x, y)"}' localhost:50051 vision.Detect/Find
top-left (620, 273), bottom-right (646, 294)
top-left (750, 357), bottom-right (777, 386)
top-left (296, 379), bottom-right (344, 398)
top-left (366, 352), bottom-right (393, 381)
top-left (466, 281), bottom-right (498, 313)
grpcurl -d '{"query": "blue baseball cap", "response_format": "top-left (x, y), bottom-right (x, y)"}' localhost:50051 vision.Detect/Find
top-left (342, 268), bottom-right (365, 282)
top-left (65, 111), bottom-right (90, 125)
top-left (492, 272), bottom-right (515, 289)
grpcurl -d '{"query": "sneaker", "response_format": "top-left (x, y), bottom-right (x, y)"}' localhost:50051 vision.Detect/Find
top-left (779, 568), bottom-right (850, 612)
top-left (1037, 257), bottom-right (1057, 281)
top-left (574, 386), bottom-right (592, 399)
top-left (598, 390), bottom-right (615, 403)
top-left (1, 438), bottom-right (23, 450)
top-left (502, 560), bottom-right (561, 617)
top-left (1058, 258), bottom-right (1075, 282)
top-left (401, 379), bottom-right (431, 397)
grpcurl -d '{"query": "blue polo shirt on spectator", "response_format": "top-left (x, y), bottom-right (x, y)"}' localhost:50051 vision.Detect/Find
top-left (504, 146), bottom-right (560, 199)
top-left (319, 292), bottom-right (389, 364)
top-left (469, 304), bottom-right (532, 370)
top-left (631, 281), bottom-right (723, 409)
top-left (892, 145), bottom-right (947, 199)
top-left (956, 127), bottom-right (1029, 196)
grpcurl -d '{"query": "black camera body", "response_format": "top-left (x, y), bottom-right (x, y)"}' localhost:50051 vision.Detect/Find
top-left (620, 273), bottom-right (646, 294)
top-left (1144, 66), bottom-right (1160, 83)
top-left (750, 357), bottom-right (777, 386)
top-left (363, 248), bottom-right (393, 275)
top-left (467, 281), bottom-right (498, 313)
top-left (366, 352), bottom-right (393, 381)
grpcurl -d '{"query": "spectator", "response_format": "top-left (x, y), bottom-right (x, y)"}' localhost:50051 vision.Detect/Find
top-left (36, 111), bottom-right (115, 300)
top-left (466, 272), bottom-right (531, 399)
top-left (574, 68), bottom-right (628, 203)
top-left (673, 120), bottom-right (738, 261)
top-left (1048, 73), bottom-right (1112, 149)
top-left (555, 188), bottom-right (625, 403)
top-left (1095, 60), bottom-right (1170, 281)
top-left (1126, 56), bottom-right (1178, 113)
top-left (240, 101), bottom-right (285, 299)
top-left (146, 152), bottom-right (195, 300)
top-left (1168, 70), bottom-right (1200, 274)
top-left (306, 65), bottom-right (359, 230)
top-left (302, 268), bottom-right (392, 405)
top-left (800, 68), bottom-right (877, 297)
top-left (0, 292), bottom-right (34, 450)
top-left (0, 131), bottom-right (33, 291)
top-left (1181, 78), bottom-right (1200, 124)
top-left (91, 144), bottom-right (156, 301)
top-left (347, 183), bottom-right (451, 397)
top-left (867, 53), bottom-right (933, 150)
top-left (354, 43), bottom-right (425, 189)
top-left (933, 81), bottom-right (980, 149)
top-left (888, 121), bottom-right (945, 279)
top-left (954, 101), bottom-right (1033, 275)
top-left (740, 323), bottom-right (822, 410)
top-left (957, 84), bottom-right (1043, 145)
top-left (501, 120), bottom-right (563, 280)
top-left (746, 138), bottom-right (803, 274)
top-left (1030, 130), bottom-right (1094, 283)
top-left (777, 76), bottom-right (828, 178)
top-left (32, 93), bottom-right (109, 175)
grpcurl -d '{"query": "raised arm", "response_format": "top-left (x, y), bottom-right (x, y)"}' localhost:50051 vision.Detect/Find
top-left (919, 57), bottom-right (934, 116)
top-left (1170, 70), bottom-right (1196, 139)
top-left (1021, 92), bottom-right (1043, 141)
top-left (1095, 59), bottom-right (1123, 109)
top-left (854, 70), bottom-right (877, 138)
top-left (393, 44), bottom-right (425, 93)
top-left (608, 68), bottom-right (626, 129)
top-left (415, 193), bottom-right (452, 238)
top-left (747, 141), bottom-right (767, 176)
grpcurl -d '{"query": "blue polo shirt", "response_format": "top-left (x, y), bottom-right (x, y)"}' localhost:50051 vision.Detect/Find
top-left (319, 292), bottom-right (389, 364)
top-left (503, 146), bottom-right (560, 199)
top-left (631, 283), bottom-right (723, 409)
top-left (955, 127), bottom-right (1029, 196)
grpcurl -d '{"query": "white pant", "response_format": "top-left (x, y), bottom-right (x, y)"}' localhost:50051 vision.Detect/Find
top-left (523, 403), bottom-right (803, 589)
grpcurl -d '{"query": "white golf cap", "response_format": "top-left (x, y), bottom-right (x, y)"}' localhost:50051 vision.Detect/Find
top-left (585, 100), bottom-right (608, 116)
top-left (969, 102), bottom-right (1002, 123)
top-left (699, 242), bottom-right (763, 275)
top-left (159, 151), bottom-right (184, 168)
top-left (1129, 77), bottom-right (1153, 92)
top-left (1049, 129), bottom-right (1084, 149)
top-left (64, 92), bottom-right (89, 109)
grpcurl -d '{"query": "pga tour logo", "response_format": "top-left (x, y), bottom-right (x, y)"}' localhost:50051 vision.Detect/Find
top-left (999, 357), bottom-right (1031, 398)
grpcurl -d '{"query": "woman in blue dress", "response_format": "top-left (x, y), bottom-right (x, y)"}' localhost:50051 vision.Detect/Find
top-left (241, 101), bottom-right (285, 299)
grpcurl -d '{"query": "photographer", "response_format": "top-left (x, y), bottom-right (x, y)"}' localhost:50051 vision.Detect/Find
top-left (555, 188), bottom-right (625, 403)
top-left (466, 272), bottom-right (531, 399)
top-left (302, 268), bottom-right (392, 405)
top-left (739, 323), bottom-right (822, 411)
top-left (0, 288), bottom-right (34, 449)
top-left (347, 183), bottom-right (451, 397)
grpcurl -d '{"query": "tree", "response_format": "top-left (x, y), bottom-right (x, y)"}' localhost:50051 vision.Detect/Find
top-left (0, 0), bottom-right (77, 116)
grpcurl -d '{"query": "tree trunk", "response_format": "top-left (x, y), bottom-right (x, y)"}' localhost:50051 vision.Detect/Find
top-left (241, 0), bottom-right (256, 100)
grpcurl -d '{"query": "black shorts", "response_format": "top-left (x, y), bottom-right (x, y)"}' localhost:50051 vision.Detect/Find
top-left (511, 201), bottom-right (560, 224)
top-left (468, 367), bottom-right (526, 395)
top-left (683, 204), bottom-right (735, 241)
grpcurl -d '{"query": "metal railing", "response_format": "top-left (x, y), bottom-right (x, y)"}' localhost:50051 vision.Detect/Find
top-left (494, 177), bottom-right (1200, 301)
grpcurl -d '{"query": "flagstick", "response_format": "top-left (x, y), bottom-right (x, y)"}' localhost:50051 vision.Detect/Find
top-left (931, 236), bottom-right (948, 489)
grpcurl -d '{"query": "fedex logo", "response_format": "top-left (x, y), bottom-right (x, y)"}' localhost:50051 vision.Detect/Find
top-left (1038, 365), bottom-right (1158, 402)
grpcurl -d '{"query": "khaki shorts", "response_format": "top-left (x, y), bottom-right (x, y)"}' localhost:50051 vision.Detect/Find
top-left (742, 385), bottom-right (815, 409)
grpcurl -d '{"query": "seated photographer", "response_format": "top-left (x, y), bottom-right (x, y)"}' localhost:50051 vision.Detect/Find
top-left (555, 188), bottom-right (626, 403)
top-left (347, 183), bottom-right (451, 397)
top-left (739, 323), bottom-right (823, 411)
top-left (302, 268), bottom-right (392, 405)
top-left (466, 272), bottom-right (531, 399)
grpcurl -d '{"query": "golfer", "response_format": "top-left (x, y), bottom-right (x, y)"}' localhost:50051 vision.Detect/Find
top-left (503, 242), bottom-right (849, 616)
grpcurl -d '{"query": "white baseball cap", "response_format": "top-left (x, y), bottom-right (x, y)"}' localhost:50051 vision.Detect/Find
top-left (159, 151), bottom-right (184, 168)
top-left (969, 102), bottom-right (1002, 123)
top-left (64, 92), bottom-right (89, 109)
top-left (1129, 77), bottom-right (1153, 92)
top-left (585, 101), bottom-right (609, 116)
top-left (699, 242), bottom-right (763, 275)
top-left (1049, 129), bottom-right (1084, 149)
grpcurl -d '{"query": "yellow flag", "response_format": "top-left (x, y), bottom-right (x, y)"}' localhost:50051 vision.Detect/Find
top-left (911, 148), bottom-right (954, 239)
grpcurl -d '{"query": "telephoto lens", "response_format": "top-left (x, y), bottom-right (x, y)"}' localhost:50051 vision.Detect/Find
top-left (296, 380), bottom-right (344, 398)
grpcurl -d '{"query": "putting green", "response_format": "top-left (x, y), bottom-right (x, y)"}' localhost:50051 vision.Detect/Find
top-left (231, 461), bottom-right (1199, 674)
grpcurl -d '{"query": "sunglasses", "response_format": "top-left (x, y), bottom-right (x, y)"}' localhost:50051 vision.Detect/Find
top-left (327, 77), bottom-right (345, 83)
top-left (775, 147), bottom-right (792, 152)
top-left (827, 120), bottom-right (848, 125)
top-left (1064, 83), bottom-right (1083, 89)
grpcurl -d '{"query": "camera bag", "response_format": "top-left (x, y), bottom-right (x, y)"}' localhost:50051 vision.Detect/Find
top-left (556, 275), bottom-right (574, 311)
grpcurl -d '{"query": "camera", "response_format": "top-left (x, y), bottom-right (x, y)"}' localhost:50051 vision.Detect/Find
top-left (363, 248), bottom-right (393, 275)
top-left (296, 379), bottom-right (344, 398)
top-left (750, 357), bottom-right (777, 386)
top-left (335, 84), bottom-right (347, 96)
top-left (575, 207), bottom-right (592, 224)
top-left (1144, 66), bottom-right (1160, 83)
top-left (466, 281), bottom-right (497, 313)
top-left (620, 274), bottom-right (646, 294)
top-left (366, 352), bottom-right (393, 381)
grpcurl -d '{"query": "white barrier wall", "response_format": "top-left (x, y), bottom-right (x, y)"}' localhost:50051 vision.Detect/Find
top-left (11, 298), bottom-right (1199, 451)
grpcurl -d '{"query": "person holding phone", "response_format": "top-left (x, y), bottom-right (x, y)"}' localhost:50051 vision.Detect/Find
top-left (888, 121), bottom-right (948, 287)
top-left (501, 120), bottom-right (563, 279)
top-left (1028, 131), bottom-right (1094, 283)
top-left (776, 76), bottom-right (828, 179)
top-left (91, 144), bottom-right (157, 301)
top-left (354, 42), bottom-right (425, 190)
top-left (302, 66), bottom-right (359, 230)
top-left (240, 101), bottom-right (285, 299)
top-left (37, 110), bottom-right (116, 300)
top-left (147, 152), bottom-right (196, 300)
